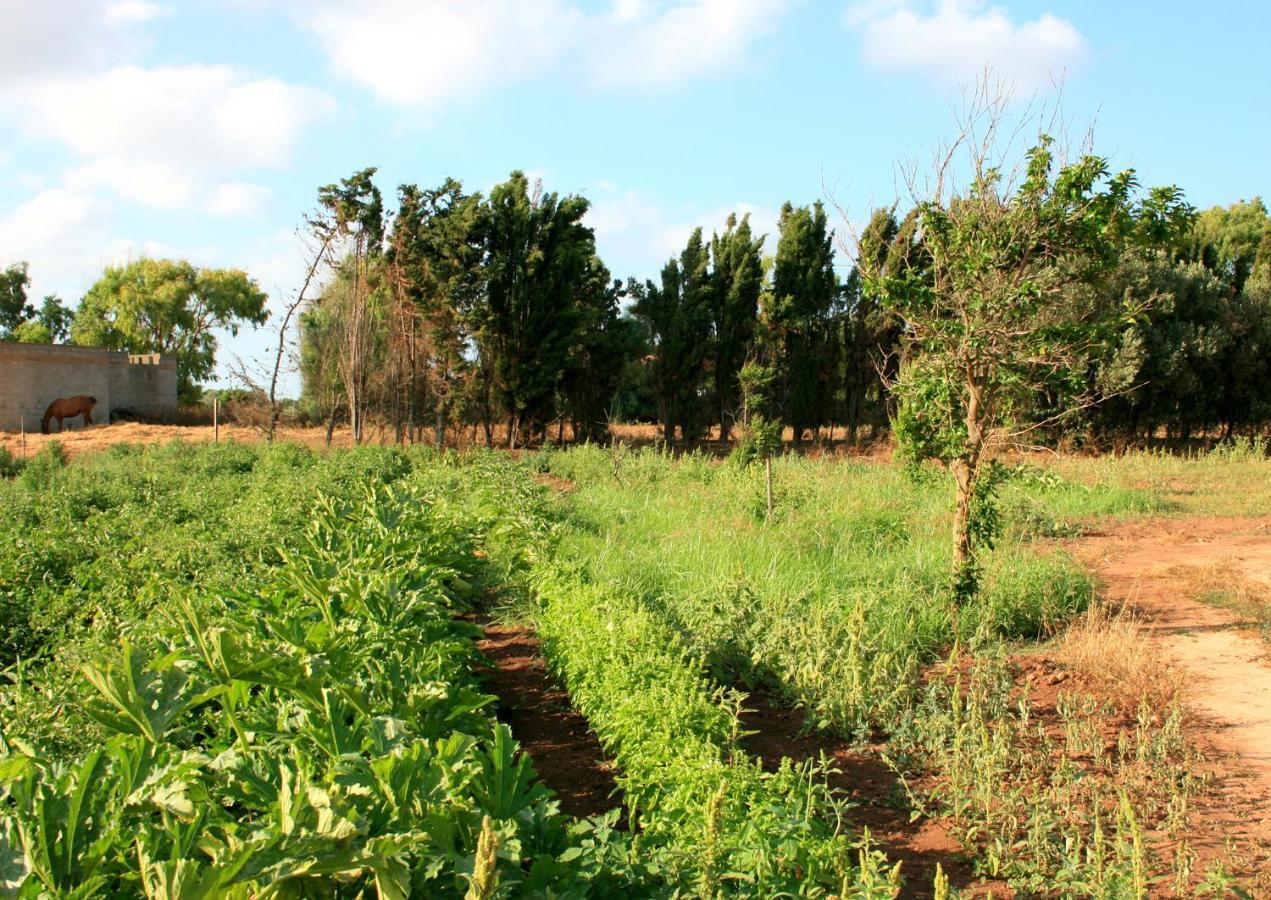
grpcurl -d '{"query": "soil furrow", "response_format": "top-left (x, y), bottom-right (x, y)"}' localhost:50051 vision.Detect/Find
top-left (738, 694), bottom-right (1008, 899)
top-left (474, 620), bottom-right (623, 820)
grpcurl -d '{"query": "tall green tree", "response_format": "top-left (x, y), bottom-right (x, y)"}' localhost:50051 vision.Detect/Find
top-left (73, 258), bottom-right (268, 402)
top-left (709, 214), bottom-right (764, 440)
top-left (1, 263), bottom-right (34, 337)
top-left (1187, 198), bottom-right (1270, 295)
top-left (843, 209), bottom-right (918, 440)
top-left (769, 201), bottom-right (839, 443)
top-left (858, 124), bottom-right (1192, 600)
top-left (1185, 199), bottom-right (1271, 435)
top-left (35, 295), bottom-right (75, 342)
top-left (560, 257), bottom-right (633, 443)
top-left (387, 178), bottom-right (484, 446)
top-left (314, 168), bottom-right (385, 443)
top-left (633, 228), bottom-right (713, 444)
top-left (475, 171), bottom-right (596, 448)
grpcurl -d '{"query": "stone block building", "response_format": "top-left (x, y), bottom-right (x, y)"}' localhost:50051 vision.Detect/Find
top-left (0, 342), bottom-right (178, 432)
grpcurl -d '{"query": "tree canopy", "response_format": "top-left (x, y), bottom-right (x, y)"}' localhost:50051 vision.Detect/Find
top-left (73, 258), bottom-right (269, 402)
top-left (858, 129), bottom-right (1193, 597)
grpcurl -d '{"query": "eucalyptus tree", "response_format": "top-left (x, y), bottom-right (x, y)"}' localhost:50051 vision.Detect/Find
top-left (313, 168), bottom-right (385, 444)
top-left (856, 95), bottom-right (1192, 600)
top-left (709, 213), bottom-right (764, 441)
top-left (387, 179), bottom-right (484, 446)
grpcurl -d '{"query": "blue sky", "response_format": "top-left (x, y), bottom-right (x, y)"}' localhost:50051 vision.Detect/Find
top-left (2, 0), bottom-right (1267, 394)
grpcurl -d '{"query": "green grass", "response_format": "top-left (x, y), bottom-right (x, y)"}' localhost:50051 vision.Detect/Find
top-left (525, 444), bottom-right (1261, 894)
top-left (1047, 437), bottom-right (1271, 518)
top-left (534, 445), bottom-right (1150, 738)
top-left (6, 439), bottom-right (1263, 895)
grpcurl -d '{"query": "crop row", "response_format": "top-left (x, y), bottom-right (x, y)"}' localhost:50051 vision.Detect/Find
top-left (0, 455), bottom-right (651, 897)
top-left (529, 562), bottom-right (903, 897)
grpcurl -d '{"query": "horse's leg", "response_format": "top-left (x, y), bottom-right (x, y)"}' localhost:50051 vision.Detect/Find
top-left (85, 410), bottom-right (93, 426)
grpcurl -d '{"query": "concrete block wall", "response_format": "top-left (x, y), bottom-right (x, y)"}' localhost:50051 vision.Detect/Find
top-left (0, 343), bottom-right (177, 432)
top-left (120, 354), bottom-right (178, 418)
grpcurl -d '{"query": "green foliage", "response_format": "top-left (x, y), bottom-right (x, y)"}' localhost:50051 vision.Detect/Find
top-left (541, 447), bottom-right (1123, 739)
top-left (8, 319), bottom-right (50, 343)
top-left (2, 488), bottom-right (563, 895)
top-left (632, 228), bottom-right (714, 444)
top-left (0, 448), bottom-right (22, 479)
top-left (387, 178), bottom-right (484, 443)
top-left (0, 446), bottom-right (667, 896)
top-left (0, 262), bottom-right (33, 337)
top-left (530, 566), bottom-right (900, 896)
top-left (0, 264), bottom-right (72, 343)
top-left (769, 201), bottom-right (840, 441)
top-left (858, 132), bottom-right (1193, 590)
top-left (72, 258), bottom-right (269, 403)
top-left (709, 214), bottom-right (764, 439)
top-left (731, 362), bottom-right (781, 467)
top-left (476, 171), bottom-right (600, 446)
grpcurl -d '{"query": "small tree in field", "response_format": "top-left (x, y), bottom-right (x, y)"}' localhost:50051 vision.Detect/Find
top-left (856, 87), bottom-right (1192, 601)
top-left (736, 358), bottom-right (782, 520)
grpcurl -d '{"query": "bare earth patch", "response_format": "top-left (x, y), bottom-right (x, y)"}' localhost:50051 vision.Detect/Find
top-left (473, 620), bottom-right (622, 820)
top-left (1068, 516), bottom-right (1271, 865)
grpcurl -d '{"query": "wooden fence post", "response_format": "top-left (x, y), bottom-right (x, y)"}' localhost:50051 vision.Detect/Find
top-left (213, 396), bottom-right (219, 443)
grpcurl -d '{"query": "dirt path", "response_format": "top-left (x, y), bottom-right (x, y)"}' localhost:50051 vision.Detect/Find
top-left (1071, 515), bottom-right (1271, 800)
top-left (473, 620), bottom-right (623, 820)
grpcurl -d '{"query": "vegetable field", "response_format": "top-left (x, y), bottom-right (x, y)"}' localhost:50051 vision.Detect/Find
top-left (0, 441), bottom-right (1267, 897)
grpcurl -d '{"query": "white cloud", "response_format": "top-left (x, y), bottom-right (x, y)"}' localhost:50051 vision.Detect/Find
top-left (306, 1), bottom-right (578, 108)
top-left (296, 0), bottom-right (790, 110)
top-left (103, 1), bottom-right (168, 27)
top-left (7, 64), bottom-right (335, 215)
top-left (17, 65), bottom-right (334, 170)
top-left (0, 1), bottom-right (119, 80)
top-left (845, 0), bottom-right (1087, 89)
top-left (586, 0), bottom-right (790, 90)
top-left (0, 188), bottom-right (119, 299)
top-left (65, 156), bottom-right (197, 210)
top-left (208, 182), bottom-right (274, 219)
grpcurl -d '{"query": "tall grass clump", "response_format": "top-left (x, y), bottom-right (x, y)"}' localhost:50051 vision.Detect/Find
top-left (541, 446), bottom-right (1121, 737)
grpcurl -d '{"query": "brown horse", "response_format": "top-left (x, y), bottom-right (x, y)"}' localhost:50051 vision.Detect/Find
top-left (42, 396), bottom-right (97, 434)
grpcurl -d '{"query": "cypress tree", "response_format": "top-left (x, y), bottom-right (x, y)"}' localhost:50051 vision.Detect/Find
top-left (769, 201), bottom-right (839, 443)
top-left (709, 213), bottom-right (764, 441)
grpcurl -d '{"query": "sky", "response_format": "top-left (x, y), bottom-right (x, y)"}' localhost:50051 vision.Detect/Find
top-left (2, 0), bottom-right (1268, 395)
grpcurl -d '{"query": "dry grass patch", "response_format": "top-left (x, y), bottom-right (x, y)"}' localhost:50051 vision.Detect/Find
top-left (1054, 604), bottom-right (1187, 710)
top-left (1171, 560), bottom-right (1271, 641)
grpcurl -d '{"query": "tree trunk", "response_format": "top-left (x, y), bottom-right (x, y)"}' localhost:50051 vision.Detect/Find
top-left (663, 420), bottom-right (675, 446)
top-left (325, 408), bottom-right (337, 448)
top-left (951, 371), bottom-right (986, 604)
top-left (951, 456), bottom-right (974, 574)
